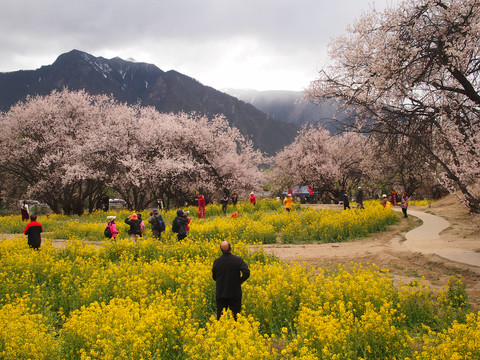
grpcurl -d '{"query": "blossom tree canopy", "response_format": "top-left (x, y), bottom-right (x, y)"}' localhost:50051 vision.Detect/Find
top-left (272, 125), bottom-right (369, 199)
top-left (307, 0), bottom-right (480, 212)
top-left (0, 89), bottom-right (263, 214)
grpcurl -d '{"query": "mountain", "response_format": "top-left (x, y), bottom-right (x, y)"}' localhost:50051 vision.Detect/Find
top-left (223, 88), bottom-right (348, 133)
top-left (0, 49), bottom-right (298, 155)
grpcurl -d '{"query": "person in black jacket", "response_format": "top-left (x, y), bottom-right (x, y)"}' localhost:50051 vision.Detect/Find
top-left (23, 214), bottom-right (43, 250)
top-left (125, 213), bottom-right (142, 240)
top-left (173, 209), bottom-right (190, 241)
top-left (212, 241), bottom-right (250, 320)
top-left (356, 186), bottom-right (365, 209)
top-left (221, 194), bottom-right (229, 215)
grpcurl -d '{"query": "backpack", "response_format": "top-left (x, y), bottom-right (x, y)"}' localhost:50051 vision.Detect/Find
top-left (154, 218), bottom-right (166, 232)
top-left (172, 218), bottom-right (180, 233)
top-left (104, 223), bottom-right (113, 238)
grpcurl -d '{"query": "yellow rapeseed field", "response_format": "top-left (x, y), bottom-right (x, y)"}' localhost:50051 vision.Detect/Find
top-left (0, 200), bottom-right (478, 359)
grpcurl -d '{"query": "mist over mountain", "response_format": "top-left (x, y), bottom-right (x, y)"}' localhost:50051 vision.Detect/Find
top-left (0, 50), bottom-right (298, 155)
top-left (223, 88), bottom-right (348, 133)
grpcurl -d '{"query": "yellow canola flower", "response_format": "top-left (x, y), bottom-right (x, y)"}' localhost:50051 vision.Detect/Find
top-left (415, 312), bottom-right (480, 360)
top-left (0, 297), bottom-right (59, 360)
top-left (0, 206), bottom-right (476, 360)
top-left (183, 313), bottom-right (278, 359)
top-left (60, 297), bottom-right (184, 360)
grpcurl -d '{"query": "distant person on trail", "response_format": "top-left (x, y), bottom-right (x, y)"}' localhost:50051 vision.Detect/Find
top-left (24, 214), bottom-right (42, 250)
top-left (391, 188), bottom-right (398, 206)
top-left (401, 192), bottom-right (409, 218)
top-left (382, 194), bottom-right (392, 210)
top-left (212, 241), bottom-right (250, 320)
top-left (356, 187), bottom-right (365, 209)
top-left (148, 210), bottom-right (165, 240)
top-left (125, 213), bottom-right (142, 240)
top-left (249, 192), bottom-right (257, 207)
top-left (20, 200), bottom-right (29, 221)
top-left (339, 186), bottom-right (350, 210)
top-left (283, 193), bottom-right (293, 212)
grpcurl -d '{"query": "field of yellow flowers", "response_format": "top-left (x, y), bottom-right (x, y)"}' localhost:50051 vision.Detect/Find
top-left (1, 199), bottom-right (478, 359)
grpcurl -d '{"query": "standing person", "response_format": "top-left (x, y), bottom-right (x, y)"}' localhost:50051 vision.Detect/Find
top-left (102, 195), bottom-right (110, 212)
top-left (221, 193), bottom-right (229, 215)
top-left (105, 215), bottom-right (118, 239)
top-left (231, 191), bottom-right (238, 208)
top-left (172, 209), bottom-right (190, 241)
top-left (20, 200), bottom-right (29, 221)
top-left (339, 186), bottom-right (346, 205)
top-left (401, 192), bottom-right (409, 218)
top-left (138, 213), bottom-right (145, 237)
top-left (356, 187), bottom-right (365, 209)
top-left (198, 194), bottom-right (206, 218)
top-left (157, 198), bottom-right (164, 210)
top-left (249, 192), bottom-right (257, 207)
top-left (283, 193), bottom-right (293, 212)
top-left (148, 210), bottom-right (165, 240)
top-left (382, 194), bottom-right (392, 210)
top-left (308, 185), bottom-right (314, 203)
top-left (125, 213), bottom-right (142, 240)
top-left (24, 214), bottom-right (42, 250)
top-left (339, 186), bottom-right (350, 210)
top-left (391, 188), bottom-right (398, 206)
top-left (212, 241), bottom-right (250, 320)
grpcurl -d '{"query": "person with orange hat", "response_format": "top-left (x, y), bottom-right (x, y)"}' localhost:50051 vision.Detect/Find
top-left (125, 213), bottom-right (142, 240)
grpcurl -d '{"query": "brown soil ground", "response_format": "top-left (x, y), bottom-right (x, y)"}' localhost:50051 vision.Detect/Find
top-left (262, 195), bottom-right (480, 311)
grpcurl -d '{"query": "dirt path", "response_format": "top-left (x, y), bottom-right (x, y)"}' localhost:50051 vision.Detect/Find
top-left (399, 209), bottom-right (480, 267)
top-left (262, 197), bottom-right (480, 310)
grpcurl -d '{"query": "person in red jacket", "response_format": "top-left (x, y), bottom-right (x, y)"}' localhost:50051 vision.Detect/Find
top-left (24, 214), bottom-right (43, 250)
top-left (249, 192), bottom-right (257, 207)
top-left (198, 194), bottom-right (206, 218)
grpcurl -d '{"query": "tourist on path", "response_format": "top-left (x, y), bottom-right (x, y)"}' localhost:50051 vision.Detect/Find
top-left (401, 192), bottom-right (409, 218)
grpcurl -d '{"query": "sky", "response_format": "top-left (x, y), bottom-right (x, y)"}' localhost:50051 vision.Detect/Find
top-left (1, 0), bottom-right (398, 91)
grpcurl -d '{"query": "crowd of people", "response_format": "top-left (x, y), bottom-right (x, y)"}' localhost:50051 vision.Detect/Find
top-left (100, 191), bottom-right (252, 242)
top-left (21, 186), bottom-right (411, 249)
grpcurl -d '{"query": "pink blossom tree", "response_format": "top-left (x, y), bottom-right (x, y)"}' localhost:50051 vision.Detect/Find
top-left (307, 0), bottom-right (480, 212)
top-left (271, 126), bottom-right (370, 201)
top-left (0, 90), bottom-right (114, 214)
top-left (107, 108), bottom-right (263, 209)
top-left (0, 90), bottom-right (263, 214)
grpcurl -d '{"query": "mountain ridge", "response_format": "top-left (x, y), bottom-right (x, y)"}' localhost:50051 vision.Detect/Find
top-left (0, 49), bottom-right (298, 155)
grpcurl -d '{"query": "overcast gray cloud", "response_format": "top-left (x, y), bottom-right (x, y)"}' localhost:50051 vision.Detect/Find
top-left (1, 0), bottom-right (398, 91)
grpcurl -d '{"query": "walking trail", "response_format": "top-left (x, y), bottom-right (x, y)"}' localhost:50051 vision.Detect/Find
top-left (398, 209), bottom-right (480, 267)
